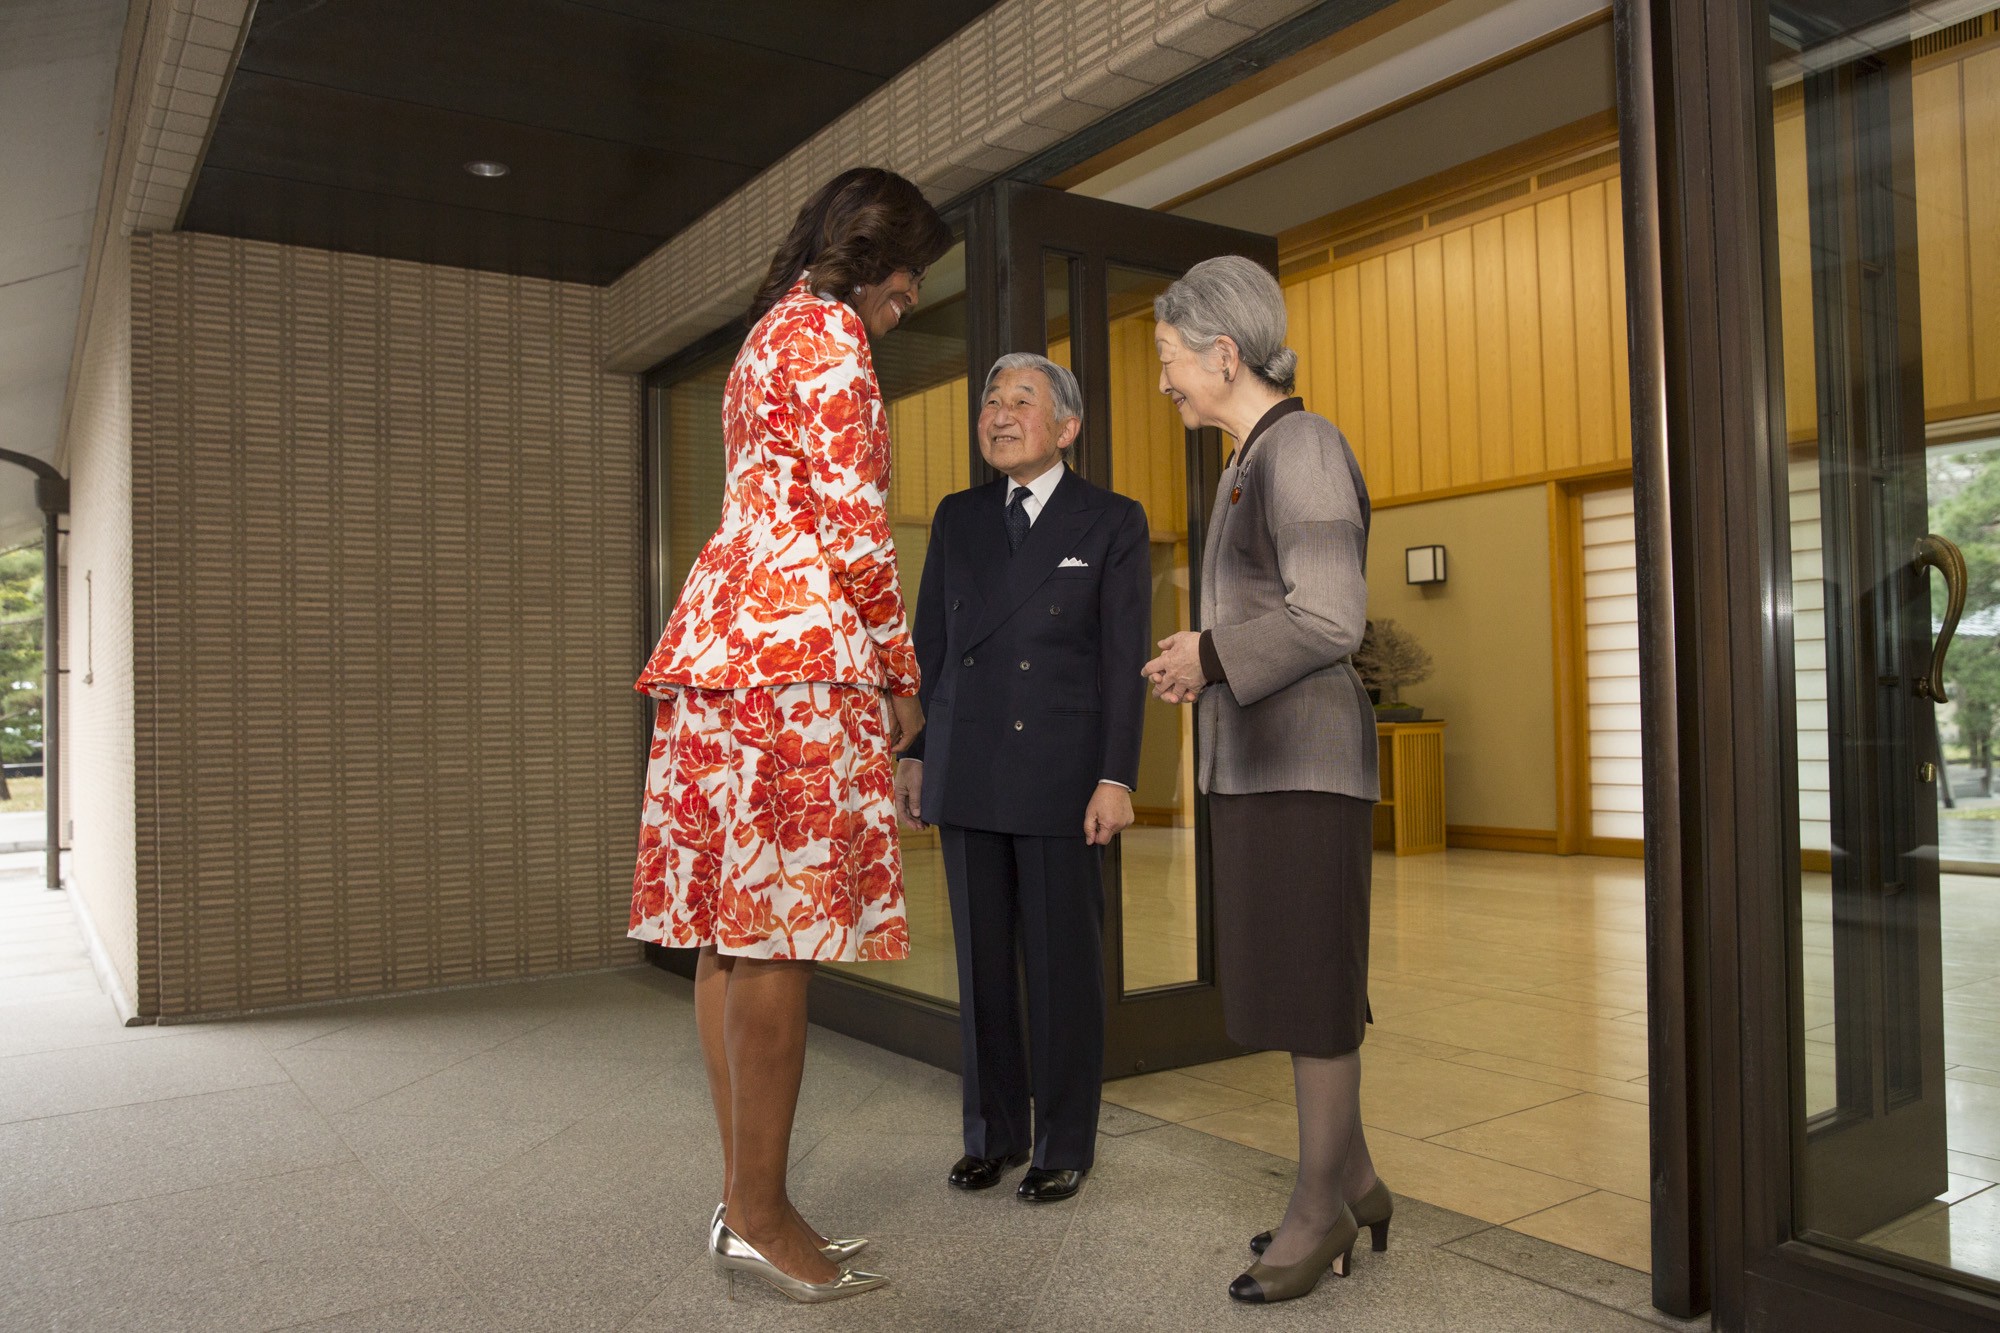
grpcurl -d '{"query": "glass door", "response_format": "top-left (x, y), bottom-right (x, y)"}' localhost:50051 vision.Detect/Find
top-left (1776, 0), bottom-right (1992, 1256)
top-left (993, 182), bottom-right (1279, 1075)
top-left (1747, 0), bottom-right (1993, 1307)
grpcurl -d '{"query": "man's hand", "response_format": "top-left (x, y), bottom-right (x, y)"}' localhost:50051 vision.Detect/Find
top-left (1142, 630), bottom-right (1206, 705)
top-left (888, 693), bottom-right (925, 754)
top-left (1084, 782), bottom-right (1134, 846)
top-left (894, 759), bottom-right (927, 830)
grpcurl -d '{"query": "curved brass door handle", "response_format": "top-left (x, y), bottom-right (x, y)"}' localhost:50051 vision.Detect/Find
top-left (1914, 533), bottom-right (1967, 703)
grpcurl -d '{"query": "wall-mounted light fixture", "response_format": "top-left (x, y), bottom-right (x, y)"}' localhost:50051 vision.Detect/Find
top-left (464, 160), bottom-right (510, 178)
top-left (1405, 544), bottom-right (1447, 586)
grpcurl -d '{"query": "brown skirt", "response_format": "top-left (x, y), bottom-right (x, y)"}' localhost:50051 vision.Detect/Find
top-left (1209, 790), bottom-right (1373, 1057)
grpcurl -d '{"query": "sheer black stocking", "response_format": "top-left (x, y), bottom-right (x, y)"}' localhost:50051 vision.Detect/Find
top-left (1260, 1051), bottom-right (1378, 1267)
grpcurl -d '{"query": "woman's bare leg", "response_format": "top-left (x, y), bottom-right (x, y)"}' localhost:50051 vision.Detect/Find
top-left (699, 948), bottom-right (831, 1246)
top-left (693, 948), bottom-right (735, 1203)
top-left (721, 957), bottom-right (838, 1283)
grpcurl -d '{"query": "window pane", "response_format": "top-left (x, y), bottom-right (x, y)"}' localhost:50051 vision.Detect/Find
top-left (1105, 263), bottom-right (1201, 994)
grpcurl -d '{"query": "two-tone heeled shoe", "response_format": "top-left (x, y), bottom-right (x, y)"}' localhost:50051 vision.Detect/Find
top-left (1228, 1203), bottom-right (1358, 1304)
top-left (708, 1202), bottom-right (870, 1264)
top-left (1249, 1178), bottom-right (1393, 1258)
top-left (712, 1219), bottom-right (888, 1304)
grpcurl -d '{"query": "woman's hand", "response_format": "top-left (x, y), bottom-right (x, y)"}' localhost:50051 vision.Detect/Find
top-left (888, 692), bottom-right (925, 753)
top-left (1142, 630), bottom-right (1207, 705)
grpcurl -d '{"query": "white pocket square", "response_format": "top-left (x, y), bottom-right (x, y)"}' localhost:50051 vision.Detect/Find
top-left (1058, 557), bottom-right (1089, 568)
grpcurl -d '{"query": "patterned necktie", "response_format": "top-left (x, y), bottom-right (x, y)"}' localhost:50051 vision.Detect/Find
top-left (1004, 486), bottom-right (1031, 554)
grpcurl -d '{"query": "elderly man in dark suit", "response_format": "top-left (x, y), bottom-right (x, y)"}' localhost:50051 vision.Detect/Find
top-left (894, 353), bottom-right (1150, 1204)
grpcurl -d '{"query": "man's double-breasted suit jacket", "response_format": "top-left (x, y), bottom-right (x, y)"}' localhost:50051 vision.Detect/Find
top-left (905, 468), bottom-right (1151, 838)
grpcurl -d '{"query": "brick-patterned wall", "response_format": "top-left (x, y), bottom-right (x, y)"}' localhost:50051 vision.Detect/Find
top-left (603, 0), bottom-right (1327, 372)
top-left (131, 233), bottom-right (643, 1018)
top-left (63, 237), bottom-right (142, 1013)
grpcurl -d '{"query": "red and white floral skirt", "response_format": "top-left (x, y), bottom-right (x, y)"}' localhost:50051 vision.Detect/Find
top-left (628, 683), bottom-right (909, 961)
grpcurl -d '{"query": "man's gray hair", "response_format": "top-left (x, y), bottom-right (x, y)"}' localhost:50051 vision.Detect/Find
top-left (983, 353), bottom-right (1083, 425)
top-left (1152, 254), bottom-right (1298, 394)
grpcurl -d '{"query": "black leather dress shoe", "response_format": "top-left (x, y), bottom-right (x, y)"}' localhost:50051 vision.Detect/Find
top-left (1016, 1167), bottom-right (1086, 1203)
top-left (948, 1150), bottom-right (1030, 1191)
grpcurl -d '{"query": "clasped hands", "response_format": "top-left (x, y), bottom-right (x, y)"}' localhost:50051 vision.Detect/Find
top-left (1141, 630), bottom-right (1207, 705)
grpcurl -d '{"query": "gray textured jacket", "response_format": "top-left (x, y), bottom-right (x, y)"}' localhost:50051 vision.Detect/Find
top-left (1197, 402), bottom-right (1380, 801)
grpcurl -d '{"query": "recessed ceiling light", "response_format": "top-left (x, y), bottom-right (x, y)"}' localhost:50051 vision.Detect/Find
top-left (464, 161), bottom-right (509, 178)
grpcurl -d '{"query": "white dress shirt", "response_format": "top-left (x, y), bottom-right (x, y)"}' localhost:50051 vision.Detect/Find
top-left (1005, 462), bottom-right (1067, 527)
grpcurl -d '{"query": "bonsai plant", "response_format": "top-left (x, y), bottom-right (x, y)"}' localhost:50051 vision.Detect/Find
top-left (1355, 619), bottom-right (1433, 722)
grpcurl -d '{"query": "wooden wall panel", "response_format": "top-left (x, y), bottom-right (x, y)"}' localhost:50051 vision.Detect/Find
top-left (1503, 207), bottom-right (1548, 480)
top-left (1770, 43), bottom-right (2000, 436)
top-left (1571, 183), bottom-right (1617, 468)
top-left (1914, 61), bottom-right (1973, 411)
top-left (1283, 171), bottom-right (1635, 505)
top-left (1965, 48), bottom-right (2000, 403)
top-left (1472, 218), bottom-right (1514, 481)
top-left (1535, 196), bottom-right (1580, 474)
top-left (1442, 230), bottom-right (1481, 489)
top-left (1412, 238), bottom-right (1452, 493)
top-left (1772, 97), bottom-right (1819, 443)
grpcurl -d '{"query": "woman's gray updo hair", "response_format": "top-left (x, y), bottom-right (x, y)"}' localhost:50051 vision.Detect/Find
top-left (1153, 254), bottom-right (1298, 394)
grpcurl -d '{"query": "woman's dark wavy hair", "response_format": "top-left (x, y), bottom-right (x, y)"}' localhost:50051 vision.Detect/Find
top-left (747, 167), bottom-right (952, 324)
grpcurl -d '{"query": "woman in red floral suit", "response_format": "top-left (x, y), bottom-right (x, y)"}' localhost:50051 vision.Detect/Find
top-left (629, 168), bottom-right (948, 1303)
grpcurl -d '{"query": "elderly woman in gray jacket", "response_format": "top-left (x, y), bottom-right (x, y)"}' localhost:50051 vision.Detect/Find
top-left (1142, 255), bottom-right (1390, 1307)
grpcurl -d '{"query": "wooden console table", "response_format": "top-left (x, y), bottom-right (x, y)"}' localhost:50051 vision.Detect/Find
top-left (1374, 720), bottom-right (1446, 855)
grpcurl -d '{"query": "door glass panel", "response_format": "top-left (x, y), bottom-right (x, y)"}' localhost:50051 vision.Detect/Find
top-left (657, 349), bottom-right (733, 619)
top-left (1101, 264), bottom-right (1202, 994)
top-left (1045, 254), bottom-right (1074, 373)
top-left (825, 236), bottom-right (970, 1003)
top-left (1761, 1), bottom-right (2000, 1285)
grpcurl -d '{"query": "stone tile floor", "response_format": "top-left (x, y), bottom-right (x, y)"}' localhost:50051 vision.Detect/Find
top-left (0, 854), bottom-right (1705, 1332)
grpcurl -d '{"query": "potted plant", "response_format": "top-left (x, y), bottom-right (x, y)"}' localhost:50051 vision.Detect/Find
top-left (1355, 619), bottom-right (1433, 722)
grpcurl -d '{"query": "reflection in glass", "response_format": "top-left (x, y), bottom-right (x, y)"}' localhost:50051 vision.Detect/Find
top-left (1101, 264), bottom-right (1202, 994)
top-left (1764, 1), bottom-right (2000, 1284)
top-left (658, 350), bottom-right (733, 618)
top-left (825, 236), bottom-right (972, 1004)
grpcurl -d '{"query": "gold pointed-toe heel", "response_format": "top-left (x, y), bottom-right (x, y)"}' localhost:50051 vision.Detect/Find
top-left (714, 1221), bottom-right (888, 1304)
top-left (1229, 1205), bottom-right (1358, 1304)
top-left (711, 1202), bottom-right (868, 1265)
top-left (1250, 1179), bottom-right (1393, 1257)
top-left (819, 1235), bottom-right (870, 1264)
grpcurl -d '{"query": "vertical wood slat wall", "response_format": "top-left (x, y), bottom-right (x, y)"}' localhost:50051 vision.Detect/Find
top-left (131, 233), bottom-right (643, 1018)
top-left (1283, 174), bottom-right (1634, 505)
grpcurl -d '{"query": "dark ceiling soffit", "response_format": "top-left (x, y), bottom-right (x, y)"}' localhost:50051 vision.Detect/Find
top-left (1001, 0), bottom-right (1410, 188)
top-left (643, 0), bottom-right (1406, 381)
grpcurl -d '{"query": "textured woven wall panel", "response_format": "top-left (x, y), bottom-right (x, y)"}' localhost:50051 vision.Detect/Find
top-left (132, 232), bottom-right (643, 1018)
top-left (64, 236), bottom-right (143, 1012)
top-left (602, 0), bottom-right (1320, 373)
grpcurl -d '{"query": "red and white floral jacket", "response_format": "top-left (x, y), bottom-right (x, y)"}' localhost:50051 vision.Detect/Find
top-left (636, 278), bottom-right (920, 699)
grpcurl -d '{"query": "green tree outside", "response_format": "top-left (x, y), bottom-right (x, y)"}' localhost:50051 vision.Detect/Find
top-left (0, 544), bottom-right (45, 801)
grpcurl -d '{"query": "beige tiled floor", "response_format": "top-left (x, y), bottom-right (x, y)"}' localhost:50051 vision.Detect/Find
top-left (1109, 848), bottom-right (2000, 1283)
top-left (1107, 850), bottom-right (1662, 1271)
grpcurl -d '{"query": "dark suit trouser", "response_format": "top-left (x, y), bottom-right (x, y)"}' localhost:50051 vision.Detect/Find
top-left (940, 826), bottom-right (1104, 1171)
